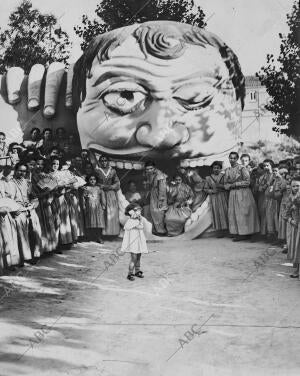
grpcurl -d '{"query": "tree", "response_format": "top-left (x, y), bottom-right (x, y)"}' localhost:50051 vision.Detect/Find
top-left (256, 0), bottom-right (300, 136)
top-left (0, 0), bottom-right (71, 74)
top-left (74, 0), bottom-right (206, 51)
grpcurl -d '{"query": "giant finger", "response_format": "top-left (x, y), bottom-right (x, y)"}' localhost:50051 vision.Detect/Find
top-left (6, 67), bottom-right (24, 104)
top-left (65, 63), bottom-right (74, 109)
top-left (27, 64), bottom-right (45, 110)
top-left (43, 62), bottom-right (65, 118)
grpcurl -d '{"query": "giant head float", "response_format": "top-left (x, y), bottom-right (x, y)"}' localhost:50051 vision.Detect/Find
top-left (0, 21), bottom-right (245, 239)
top-left (73, 21), bottom-right (245, 167)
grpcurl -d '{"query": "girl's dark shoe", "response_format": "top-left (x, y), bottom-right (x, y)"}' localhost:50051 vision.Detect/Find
top-left (97, 238), bottom-right (104, 244)
top-left (127, 273), bottom-right (135, 281)
top-left (135, 271), bottom-right (144, 278)
top-left (290, 274), bottom-right (299, 279)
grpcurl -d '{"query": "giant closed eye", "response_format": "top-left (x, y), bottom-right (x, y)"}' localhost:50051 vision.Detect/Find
top-left (173, 83), bottom-right (217, 111)
top-left (102, 90), bottom-right (147, 115)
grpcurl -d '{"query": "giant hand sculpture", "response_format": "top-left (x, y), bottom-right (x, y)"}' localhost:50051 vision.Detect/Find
top-left (0, 21), bottom-right (246, 240)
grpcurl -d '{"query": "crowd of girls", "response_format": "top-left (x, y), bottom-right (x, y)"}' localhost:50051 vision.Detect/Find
top-left (0, 128), bottom-right (119, 274)
top-left (126, 155), bottom-right (300, 280)
top-left (0, 128), bottom-right (300, 279)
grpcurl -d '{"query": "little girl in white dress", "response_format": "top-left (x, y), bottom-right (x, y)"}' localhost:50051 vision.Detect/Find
top-left (121, 203), bottom-right (148, 281)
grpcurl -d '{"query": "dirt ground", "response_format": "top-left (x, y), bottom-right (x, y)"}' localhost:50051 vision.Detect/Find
top-left (0, 237), bottom-right (299, 376)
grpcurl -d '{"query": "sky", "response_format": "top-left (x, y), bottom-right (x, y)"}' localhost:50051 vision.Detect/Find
top-left (0, 0), bottom-right (294, 75)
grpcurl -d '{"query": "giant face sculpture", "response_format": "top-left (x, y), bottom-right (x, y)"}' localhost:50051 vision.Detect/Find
top-left (74, 21), bottom-right (245, 166)
top-left (0, 21), bottom-right (245, 240)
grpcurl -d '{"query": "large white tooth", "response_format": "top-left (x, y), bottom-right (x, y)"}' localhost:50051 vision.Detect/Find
top-left (116, 161), bottom-right (124, 169)
top-left (190, 212), bottom-right (198, 222)
top-left (180, 160), bottom-right (189, 168)
top-left (205, 156), bottom-right (212, 165)
top-left (196, 159), bottom-right (204, 167)
top-left (110, 161), bottom-right (116, 167)
top-left (133, 163), bottom-right (143, 170)
top-left (190, 160), bottom-right (197, 168)
top-left (124, 162), bottom-right (132, 169)
top-left (185, 218), bottom-right (192, 226)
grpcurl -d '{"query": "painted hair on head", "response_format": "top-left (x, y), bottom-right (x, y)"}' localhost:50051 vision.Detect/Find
top-left (72, 21), bottom-right (245, 112)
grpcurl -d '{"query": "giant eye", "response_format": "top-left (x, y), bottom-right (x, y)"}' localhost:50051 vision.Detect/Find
top-left (102, 90), bottom-right (148, 115)
top-left (173, 84), bottom-right (217, 111)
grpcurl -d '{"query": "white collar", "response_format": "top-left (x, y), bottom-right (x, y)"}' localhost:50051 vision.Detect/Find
top-left (98, 166), bottom-right (111, 178)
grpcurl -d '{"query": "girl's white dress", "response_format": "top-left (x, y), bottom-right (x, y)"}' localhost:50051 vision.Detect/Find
top-left (121, 216), bottom-right (148, 254)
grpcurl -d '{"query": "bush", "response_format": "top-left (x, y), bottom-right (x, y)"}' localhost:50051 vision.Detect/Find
top-left (240, 136), bottom-right (300, 164)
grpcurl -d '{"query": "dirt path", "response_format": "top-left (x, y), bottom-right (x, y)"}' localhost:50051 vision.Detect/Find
top-left (0, 238), bottom-right (299, 376)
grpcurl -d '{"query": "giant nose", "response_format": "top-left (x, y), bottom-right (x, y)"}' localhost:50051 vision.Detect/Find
top-left (135, 101), bottom-right (189, 150)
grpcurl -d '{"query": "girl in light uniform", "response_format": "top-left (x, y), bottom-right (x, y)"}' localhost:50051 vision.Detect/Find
top-left (121, 203), bottom-right (148, 281)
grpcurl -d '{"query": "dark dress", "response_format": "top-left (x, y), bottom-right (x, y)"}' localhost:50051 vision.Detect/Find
top-left (95, 166), bottom-right (120, 235)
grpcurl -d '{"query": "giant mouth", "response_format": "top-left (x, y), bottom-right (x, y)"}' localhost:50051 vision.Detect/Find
top-left (89, 145), bottom-right (238, 170)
